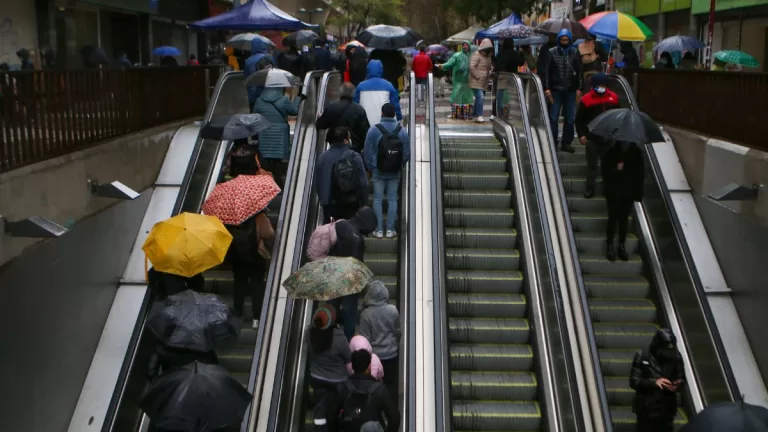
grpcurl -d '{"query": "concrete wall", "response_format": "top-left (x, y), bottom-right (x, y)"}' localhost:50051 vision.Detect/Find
top-left (0, 119), bottom-right (191, 269)
top-left (1, 0), bottom-right (38, 66)
top-left (667, 125), bottom-right (768, 384)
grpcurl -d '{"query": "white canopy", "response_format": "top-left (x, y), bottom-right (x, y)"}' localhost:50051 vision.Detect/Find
top-left (444, 25), bottom-right (485, 44)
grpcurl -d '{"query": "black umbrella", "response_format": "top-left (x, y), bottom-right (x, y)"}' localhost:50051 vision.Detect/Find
top-left (536, 18), bottom-right (590, 40)
top-left (283, 30), bottom-right (319, 47)
top-left (680, 401), bottom-right (768, 432)
top-left (200, 114), bottom-right (271, 141)
top-left (587, 108), bottom-right (665, 147)
top-left (356, 25), bottom-right (423, 50)
top-left (140, 361), bottom-right (252, 432)
top-left (147, 290), bottom-right (240, 353)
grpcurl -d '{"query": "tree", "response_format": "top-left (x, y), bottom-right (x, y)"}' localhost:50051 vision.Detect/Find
top-left (447, 0), bottom-right (540, 23)
top-left (329, 0), bottom-right (406, 38)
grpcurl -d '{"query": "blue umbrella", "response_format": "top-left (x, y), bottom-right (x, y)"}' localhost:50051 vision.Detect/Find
top-left (477, 13), bottom-right (528, 39)
top-left (189, 0), bottom-right (313, 31)
top-left (653, 35), bottom-right (704, 53)
top-left (153, 46), bottom-right (182, 57)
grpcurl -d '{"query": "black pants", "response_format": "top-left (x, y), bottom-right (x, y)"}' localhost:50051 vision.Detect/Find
top-left (231, 258), bottom-right (266, 320)
top-left (262, 158), bottom-right (287, 188)
top-left (586, 141), bottom-right (599, 188)
top-left (380, 356), bottom-right (399, 405)
top-left (323, 203), bottom-right (360, 223)
top-left (606, 197), bottom-right (634, 244)
top-left (310, 376), bottom-right (341, 432)
top-left (635, 416), bottom-right (674, 432)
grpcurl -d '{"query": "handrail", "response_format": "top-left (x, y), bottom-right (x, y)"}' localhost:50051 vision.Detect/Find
top-left (103, 71), bottom-right (246, 432)
top-left (427, 72), bottom-right (451, 432)
top-left (514, 72), bottom-right (613, 432)
top-left (240, 70), bottom-right (327, 432)
top-left (610, 74), bottom-right (740, 405)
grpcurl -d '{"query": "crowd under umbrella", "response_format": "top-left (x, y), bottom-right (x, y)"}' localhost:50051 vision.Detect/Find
top-left (587, 108), bottom-right (665, 155)
top-left (536, 18), bottom-right (591, 40)
top-left (199, 114), bottom-right (272, 141)
top-left (283, 256), bottom-right (374, 301)
top-left (283, 29), bottom-right (319, 47)
top-left (227, 33), bottom-right (275, 51)
top-left (140, 361), bottom-right (252, 432)
top-left (680, 401), bottom-right (768, 432)
top-left (147, 290), bottom-right (241, 353)
top-left (356, 24), bottom-right (423, 50)
top-left (579, 11), bottom-right (653, 41)
top-left (653, 35), bottom-right (704, 53)
top-left (714, 50), bottom-right (760, 68)
top-left (153, 46), bottom-right (182, 57)
top-left (202, 173), bottom-right (281, 226)
top-left (245, 67), bottom-right (302, 88)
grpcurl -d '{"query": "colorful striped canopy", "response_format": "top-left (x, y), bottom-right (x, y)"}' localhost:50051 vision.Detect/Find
top-left (579, 11), bottom-right (653, 41)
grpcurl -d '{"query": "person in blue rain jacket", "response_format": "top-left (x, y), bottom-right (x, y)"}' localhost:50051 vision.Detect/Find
top-left (244, 38), bottom-right (277, 108)
top-left (354, 60), bottom-right (402, 127)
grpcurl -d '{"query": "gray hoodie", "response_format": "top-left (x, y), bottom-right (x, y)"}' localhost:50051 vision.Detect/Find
top-left (359, 280), bottom-right (400, 360)
top-left (309, 327), bottom-right (352, 382)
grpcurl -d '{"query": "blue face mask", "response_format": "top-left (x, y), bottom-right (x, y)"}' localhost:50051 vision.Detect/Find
top-left (594, 86), bottom-right (606, 94)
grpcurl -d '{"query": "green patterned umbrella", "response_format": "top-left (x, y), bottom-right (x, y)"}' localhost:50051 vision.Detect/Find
top-left (714, 50), bottom-right (760, 68)
top-left (283, 256), bottom-right (374, 301)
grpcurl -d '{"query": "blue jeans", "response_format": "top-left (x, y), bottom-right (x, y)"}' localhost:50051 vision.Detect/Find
top-left (550, 90), bottom-right (577, 146)
top-left (496, 89), bottom-right (506, 118)
top-left (473, 88), bottom-right (485, 118)
top-left (372, 171), bottom-right (400, 232)
top-left (329, 294), bottom-right (359, 341)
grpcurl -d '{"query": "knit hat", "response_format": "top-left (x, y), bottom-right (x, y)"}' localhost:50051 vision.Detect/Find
top-left (590, 73), bottom-right (609, 87)
top-left (312, 303), bottom-right (336, 330)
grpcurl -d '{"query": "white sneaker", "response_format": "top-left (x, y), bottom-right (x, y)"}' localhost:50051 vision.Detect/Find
top-left (373, 231), bottom-right (384, 239)
top-left (475, 116), bottom-right (486, 123)
top-left (385, 230), bottom-right (397, 239)
top-left (252, 319), bottom-right (259, 329)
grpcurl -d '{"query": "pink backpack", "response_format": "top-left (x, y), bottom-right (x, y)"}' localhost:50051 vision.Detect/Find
top-left (306, 219), bottom-right (342, 261)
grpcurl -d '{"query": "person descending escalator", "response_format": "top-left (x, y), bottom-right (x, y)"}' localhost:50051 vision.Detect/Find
top-left (629, 328), bottom-right (684, 432)
top-left (542, 29), bottom-right (583, 154)
top-left (601, 139), bottom-right (644, 262)
top-left (346, 335), bottom-right (385, 380)
top-left (338, 350), bottom-right (400, 432)
top-left (148, 269), bottom-right (205, 299)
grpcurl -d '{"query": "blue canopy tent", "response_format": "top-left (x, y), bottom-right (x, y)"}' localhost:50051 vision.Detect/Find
top-left (189, 0), bottom-right (314, 31)
top-left (476, 13), bottom-right (528, 39)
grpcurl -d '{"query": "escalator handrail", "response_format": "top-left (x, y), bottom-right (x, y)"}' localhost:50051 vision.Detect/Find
top-left (503, 73), bottom-right (591, 432)
top-left (515, 72), bottom-right (614, 431)
top-left (103, 71), bottom-right (245, 432)
top-left (427, 72), bottom-right (452, 432)
top-left (240, 70), bottom-right (328, 432)
top-left (610, 74), bottom-right (740, 403)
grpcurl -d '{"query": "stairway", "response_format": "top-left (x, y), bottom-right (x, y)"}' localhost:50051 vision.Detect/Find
top-left (440, 133), bottom-right (541, 431)
top-left (556, 143), bottom-right (687, 431)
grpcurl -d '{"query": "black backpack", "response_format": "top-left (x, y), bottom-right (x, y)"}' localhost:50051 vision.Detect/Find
top-left (375, 124), bottom-right (404, 173)
top-left (332, 150), bottom-right (362, 205)
top-left (340, 380), bottom-right (383, 431)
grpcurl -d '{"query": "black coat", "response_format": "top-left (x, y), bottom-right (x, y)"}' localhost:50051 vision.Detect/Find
top-left (601, 142), bottom-right (644, 201)
top-left (574, 89), bottom-right (620, 139)
top-left (316, 98), bottom-right (371, 152)
top-left (337, 374), bottom-right (400, 432)
top-left (312, 47), bottom-right (334, 72)
top-left (369, 49), bottom-right (406, 89)
top-left (543, 44), bottom-right (582, 93)
top-left (346, 47), bottom-right (368, 86)
top-left (629, 329), bottom-right (684, 419)
top-left (495, 43), bottom-right (524, 74)
top-left (329, 207), bottom-right (377, 261)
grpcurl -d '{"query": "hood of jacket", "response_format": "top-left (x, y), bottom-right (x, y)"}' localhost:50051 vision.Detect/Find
top-left (259, 87), bottom-right (285, 102)
top-left (349, 335), bottom-right (373, 353)
top-left (349, 206), bottom-right (377, 234)
top-left (250, 38), bottom-right (271, 54)
top-left (478, 38), bottom-right (493, 51)
top-left (366, 60), bottom-right (384, 79)
top-left (557, 29), bottom-right (573, 47)
top-left (364, 280), bottom-right (390, 307)
top-left (461, 40), bottom-right (472, 53)
top-left (649, 328), bottom-right (677, 356)
top-left (16, 49), bottom-right (30, 60)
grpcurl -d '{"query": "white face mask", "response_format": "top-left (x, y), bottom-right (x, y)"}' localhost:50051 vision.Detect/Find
top-left (594, 86), bottom-right (606, 94)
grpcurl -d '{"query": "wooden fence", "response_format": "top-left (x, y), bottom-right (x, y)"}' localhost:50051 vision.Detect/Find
top-left (1, 66), bottom-right (223, 172)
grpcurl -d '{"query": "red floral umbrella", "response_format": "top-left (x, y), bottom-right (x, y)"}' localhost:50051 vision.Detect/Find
top-left (202, 174), bottom-right (281, 225)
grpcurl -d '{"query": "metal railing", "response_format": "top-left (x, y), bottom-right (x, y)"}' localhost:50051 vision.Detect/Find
top-left (0, 66), bottom-right (223, 172)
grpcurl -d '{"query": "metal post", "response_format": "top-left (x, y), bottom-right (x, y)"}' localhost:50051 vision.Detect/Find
top-left (705, 0), bottom-right (716, 69)
top-left (204, 68), bottom-right (211, 105)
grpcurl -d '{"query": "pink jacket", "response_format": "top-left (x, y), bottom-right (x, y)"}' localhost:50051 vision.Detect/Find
top-left (347, 335), bottom-right (384, 380)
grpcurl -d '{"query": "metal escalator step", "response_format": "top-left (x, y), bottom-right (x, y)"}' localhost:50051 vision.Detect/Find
top-left (452, 401), bottom-right (541, 431)
top-left (585, 275), bottom-right (651, 298)
top-left (450, 344), bottom-right (534, 371)
top-left (567, 195), bottom-right (609, 213)
top-left (444, 173), bottom-right (510, 189)
top-left (447, 270), bottom-right (524, 294)
top-left (233, 372), bottom-right (248, 387)
top-left (599, 349), bottom-right (636, 376)
top-left (442, 140), bottom-right (501, 148)
top-left (218, 345), bottom-right (254, 372)
top-left (444, 191), bottom-right (514, 208)
top-left (593, 322), bottom-right (659, 349)
top-left (237, 327), bottom-right (258, 345)
top-left (571, 213), bottom-right (633, 232)
top-left (204, 270), bottom-right (234, 294)
top-left (444, 158), bottom-right (508, 173)
top-left (558, 163), bottom-right (588, 177)
top-left (446, 248), bottom-right (520, 270)
top-left (216, 293), bottom-right (258, 321)
top-left (442, 147), bottom-right (505, 158)
top-left (555, 151), bottom-right (588, 163)
top-left (589, 299), bottom-right (657, 323)
top-left (610, 406), bottom-right (688, 432)
top-left (374, 275), bottom-right (398, 300)
top-left (364, 254), bottom-right (398, 275)
top-left (451, 371), bottom-right (538, 400)
top-left (364, 237), bottom-right (398, 254)
top-left (445, 208), bottom-right (515, 228)
top-left (579, 254), bottom-right (644, 275)
top-left (446, 227), bottom-right (517, 249)
top-left (575, 233), bottom-right (639, 255)
top-left (604, 376), bottom-right (635, 406)
top-left (449, 318), bottom-right (530, 344)
top-left (448, 293), bottom-right (527, 317)
top-left (562, 177), bottom-right (603, 194)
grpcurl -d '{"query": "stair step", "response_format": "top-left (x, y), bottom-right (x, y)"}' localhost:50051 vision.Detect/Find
top-left (218, 345), bottom-right (254, 372)
top-left (449, 318), bottom-right (530, 344)
top-left (446, 227), bottom-right (517, 249)
top-left (364, 254), bottom-right (398, 275)
top-left (451, 371), bottom-right (538, 400)
top-left (579, 254), bottom-right (644, 275)
top-left (584, 275), bottom-right (651, 298)
top-left (452, 401), bottom-right (541, 431)
top-left (444, 190), bottom-right (513, 208)
top-left (599, 349), bottom-right (637, 377)
top-left (364, 236), bottom-right (398, 254)
top-left (448, 293), bottom-right (527, 317)
top-left (562, 177), bottom-right (603, 194)
top-left (446, 248), bottom-right (520, 270)
top-left (589, 298), bottom-right (657, 323)
top-left (593, 322), bottom-right (659, 349)
top-left (445, 208), bottom-right (515, 228)
top-left (567, 195), bottom-right (610, 213)
top-left (442, 147), bottom-right (505, 158)
top-left (609, 406), bottom-right (688, 432)
top-left (571, 213), bottom-right (633, 232)
top-left (450, 344), bottom-right (534, 371)
top-left (444, 173), bottom-right (510, 189)
top-left (444, 158), bottom-right (508, 173)
top-left (604, 376), bottom-right (635, 406)
top-left (446, 270), bottom-right (524, 294)
top-left (575, 233), bottom-right (639, 255)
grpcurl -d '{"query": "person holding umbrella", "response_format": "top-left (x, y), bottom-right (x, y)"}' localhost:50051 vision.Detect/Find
top-left (244, 38), bottom-right (277, 109)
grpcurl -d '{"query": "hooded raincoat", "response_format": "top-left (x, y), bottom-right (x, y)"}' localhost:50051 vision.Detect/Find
top-left (253, 88), bottom-right (300, 160)
top-left (354, 60), bottom-right (402, 126)
top-left (359, 280), bottom-right (401, 361)
top-left (244, 38), bottom-right (277, 106)
top-left (440, 41), bottom-right (474, 105)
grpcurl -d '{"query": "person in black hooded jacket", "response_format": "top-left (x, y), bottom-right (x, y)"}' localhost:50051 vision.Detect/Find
top-left (338, 350), bottom-right (400, 432)
top-left (316, 82), bottom-right (371, 153)
top-left (345, 45), bottom-right (368, 86)
top-left (329, 206), bottom-right (377, 340)
top-left (629, 328), bottom-right (684, 432)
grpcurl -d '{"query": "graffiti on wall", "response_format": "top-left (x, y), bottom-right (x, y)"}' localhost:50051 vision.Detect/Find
top-left (0, 17), bottom-right (21, 66)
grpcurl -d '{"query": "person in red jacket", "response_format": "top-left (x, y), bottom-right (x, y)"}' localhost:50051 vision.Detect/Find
top-left (411, 46), bottom-right (433, 105)
top-left (574, 73), bottom-right (620, 199)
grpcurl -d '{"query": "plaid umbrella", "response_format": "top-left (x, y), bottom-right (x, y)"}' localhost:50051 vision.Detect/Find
top-left (283, 256), bottom-right (373, 301)
top-left (714, 50), bottom-right (760, 68)
top-left (202, 174), bottom-right (281, 225)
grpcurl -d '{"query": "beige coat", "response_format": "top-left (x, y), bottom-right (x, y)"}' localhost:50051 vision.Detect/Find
top-left (469, 38), bottom-right (494, 90)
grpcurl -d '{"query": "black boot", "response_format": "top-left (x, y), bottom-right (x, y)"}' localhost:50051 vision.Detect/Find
top-left (561, 143), bottom-right (576, 153)
top-left (606, 242), bottom-right (616, 262)
top-left (617, 243), bottom-right (629, 261)
top-left (584, 185), bottom-right (595, 199)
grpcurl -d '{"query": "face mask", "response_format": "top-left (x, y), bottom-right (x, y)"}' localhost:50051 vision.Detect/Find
top-left (594, 86), bottom-right (606, 94)
top-left (658, 347), bottom-right (677, 359)
top-left (660, 58), bottom-right (668, 65)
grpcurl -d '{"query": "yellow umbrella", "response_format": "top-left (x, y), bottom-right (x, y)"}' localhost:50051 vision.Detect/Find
top-left (142, 212), bottom-right (233, 278)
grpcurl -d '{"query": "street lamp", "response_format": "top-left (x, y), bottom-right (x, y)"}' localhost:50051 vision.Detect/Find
top-left (297, 7), bottom-right (324, 25)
